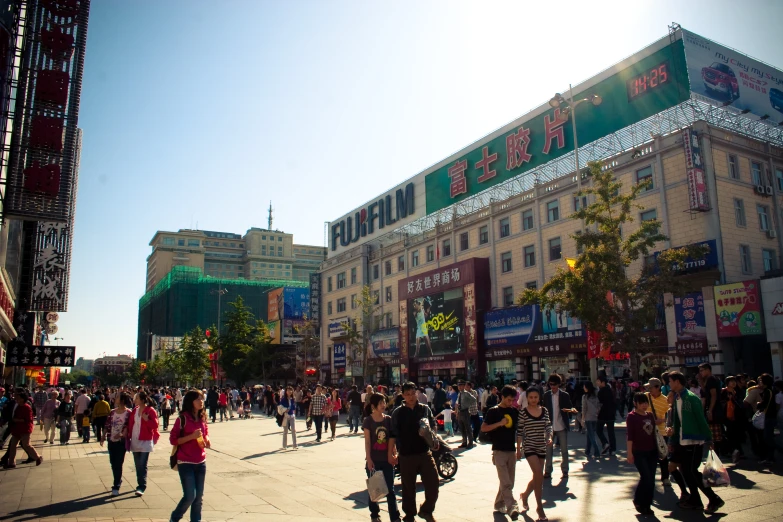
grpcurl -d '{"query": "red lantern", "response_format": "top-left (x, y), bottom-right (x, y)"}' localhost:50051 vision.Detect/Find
top-left (205, 329), bottom-right (211, 338)
top-left (305, 367), bottom-right (316, 376)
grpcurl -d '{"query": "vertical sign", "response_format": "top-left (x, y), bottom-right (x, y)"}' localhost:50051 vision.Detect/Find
top-left (333, 343), bottom-right (346, 372)
top-left (674, 292), bottom-right (708, 355)
top-left (399, 300), bottom-right (409, 359)
top-left (463, 283), bottom-right (477, 354)
top-left (682, 128), bottom-right (710, 211)
top-left (714, 280), bottom-right (763, 337)
top-left (30, 221), bottom-right (71, 311)
top-left (309, 273), bottom-right (321, 321)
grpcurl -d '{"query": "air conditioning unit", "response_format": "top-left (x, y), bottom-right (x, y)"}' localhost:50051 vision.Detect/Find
top-left (768, 229), bottom-right (777, 239)
top-left (756, 185), bottom-right (766, 195)
top-left (766, 185), bottom-right (774, 196)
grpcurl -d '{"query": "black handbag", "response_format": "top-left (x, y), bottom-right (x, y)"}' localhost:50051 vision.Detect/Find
top-left (170, 415), bottom-right (185, 470)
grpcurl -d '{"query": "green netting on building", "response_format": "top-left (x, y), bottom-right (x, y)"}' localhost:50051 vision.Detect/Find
top-left (137, 266), bottom-right (308, 359)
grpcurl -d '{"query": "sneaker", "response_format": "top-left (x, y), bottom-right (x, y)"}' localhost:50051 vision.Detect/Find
top-left (704, 498), bottom-right (725, 514)
top-left (111, 488), bottom-right (119, 497)
top-left (418, 508), bottom-right (436, 522)
top-left (732, 449), bottom-right (740, 464)
top-left (135, 488), bottom-right (144, 497)
top-left (601, 443), bottom-right (610, 455)
top-left (43, 439), bottom-right (48, 443)
top-left (662, 478), bottom-right (671, 486)
top-left (509, 507), bottom-right (520, 520)
top-left (50, 440), bottom-right (53, 445)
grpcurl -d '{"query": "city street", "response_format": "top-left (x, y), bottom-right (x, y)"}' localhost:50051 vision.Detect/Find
top-left (0, 411), bottom-right (782, 522)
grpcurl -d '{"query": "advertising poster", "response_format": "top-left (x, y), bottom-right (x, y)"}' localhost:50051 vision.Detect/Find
top-left (484, 306), bottom-right (536, 346)
top-left (309, 273), bottom-right (321, 321)
top-left (674, 292), bottom-right (708, 356)
top-left (333, 343), bottom-right (346, 372)
top-left (267, 288), bottom-right (284, 322)
top-left (683, 30), bottom-right (783, 125)
top-left (714, 281), bottom-right (763, 337)
top-left (370, 328), bottom-right (399, 359)
top-left (399, 300), bottom-right (409, 359)
top-left (283, 287), bottom-right (310, 320)
top-left (407, 288), bottom-right (464, 358)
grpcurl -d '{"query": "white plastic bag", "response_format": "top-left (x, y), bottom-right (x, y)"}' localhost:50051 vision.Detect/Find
top-left (366, 470), bottom-right (389, 503)
top-left (703, 450), bottom-right (730, 488)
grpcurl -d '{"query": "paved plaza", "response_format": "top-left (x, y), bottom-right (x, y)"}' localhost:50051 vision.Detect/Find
top-left (0, 412), bottom-right (782, 522)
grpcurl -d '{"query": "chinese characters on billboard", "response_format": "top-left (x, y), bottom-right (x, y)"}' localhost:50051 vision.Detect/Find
top-left (5, 344), bottom-right (75, 366)
top-left (682, 129), bottom-right (710, 211)
top-left (333, 343), bottom-right (346, 372)
top-left (484, 305), bottom-right (586, 358)
top-left (674, 292), bottom-right (708, 356)
top-left (714, 281), bottom-right (763, 337)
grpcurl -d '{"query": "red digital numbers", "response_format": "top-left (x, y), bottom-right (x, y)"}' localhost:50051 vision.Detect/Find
top-left (627, 62), bottom-right (669, 102)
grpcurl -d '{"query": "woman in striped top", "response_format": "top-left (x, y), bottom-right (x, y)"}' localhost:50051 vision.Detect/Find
top-left (516, 387), bottom-right (553, 522)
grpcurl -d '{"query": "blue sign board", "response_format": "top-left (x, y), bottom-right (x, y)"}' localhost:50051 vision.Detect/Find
top-left (283, 287), bottom-right (310, 320)
top-left (484, 306), bottom-right (536, 346)
top-left (653, 239), bottom-right (718, 275)
top-left (370, 328), bottom-right (400, 358)
top-left (333, 343), bottom-right (346, 372)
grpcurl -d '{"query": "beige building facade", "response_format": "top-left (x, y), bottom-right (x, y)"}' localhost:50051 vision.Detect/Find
top-left (319, 120), bottom-right (783, 384)
top-left (146, 228), bottom-right (326, 292)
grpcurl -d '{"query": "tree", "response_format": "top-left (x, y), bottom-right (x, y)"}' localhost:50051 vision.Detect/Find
top-left (248, 319), bottom-right (277, 383)
top-left (178, 326), bottom-right (211, 387)
top-left (96, 366), bottom-right (126, 387)
top-left (67, 368), bottom-right (91, 386)
top-left (342, 285), bottom-right (381, 383)
top-left (218, 296), bottom-right (254, 385)
top-left (296, 316), bottom-right (320, 383)
top-left (520, 161), bottom-right (704, 379)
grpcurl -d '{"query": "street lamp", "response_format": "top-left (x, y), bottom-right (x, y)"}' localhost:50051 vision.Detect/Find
top-left (548, 86), bottom-right (602, 194)
top-left (211, 287), bottom-right (229, 335)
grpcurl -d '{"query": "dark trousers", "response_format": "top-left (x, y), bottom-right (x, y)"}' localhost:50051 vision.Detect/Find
top-left (596, 419), bottom-right (616, 451)
top-left (171, 462), bottom-right (206, 522)
top-left (471, 414), bottom-right (481, 441)
top-left (208, 406), bottom-right (217, 422)
top-left (132, 451), bottom-right (150, 491)
top-left (366, 460), bottom-right (400, 520)
top-left (724, 420), bottom-right (743, 455)
top-left (313, 414), bottom-right (324, 440)
top-left (107, 440), bottom-right (126, 489)
top-left (676, 444), bottom-right (720, 506)
top-left (659, 437), bottom-right (686, 489)
top-left (633, 449), bottom-right (658, 509)
top-left (163, 409), bottom-right (172, 430)
top-left (459, 410), bottom-right (473, 446)
top-left (93, 417), bottom-right (107, 442)
top-left (399, 452), bottom-right (439, 518)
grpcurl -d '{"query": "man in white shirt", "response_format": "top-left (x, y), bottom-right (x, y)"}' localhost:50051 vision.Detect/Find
top-left (74, 389), bottom-right (91, 437)
top-left (542, 375), bottom-right (574, 478)
top-left (424, 384), bottom-right (434, 407)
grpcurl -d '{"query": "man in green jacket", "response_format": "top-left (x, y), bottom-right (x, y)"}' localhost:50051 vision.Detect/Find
top-left (667, 371), bottom-right (725, 514)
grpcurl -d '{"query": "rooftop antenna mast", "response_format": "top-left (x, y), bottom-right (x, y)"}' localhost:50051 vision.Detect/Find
top-left (268, 201), bottom-right (273, 230)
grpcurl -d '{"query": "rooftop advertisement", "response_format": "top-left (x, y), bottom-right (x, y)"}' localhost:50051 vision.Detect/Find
top-left (683, 30), bottom-right (783, 125)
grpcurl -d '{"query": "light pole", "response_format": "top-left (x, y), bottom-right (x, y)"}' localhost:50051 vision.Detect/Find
top-left (53, 337), bottom-right (65, 346)
top-left (211, 287), bottom-right (229, 335)
top-left (549, 85), bottom-right (602, 383)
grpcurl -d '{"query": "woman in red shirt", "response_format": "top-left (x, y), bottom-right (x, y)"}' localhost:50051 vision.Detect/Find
top-left (218, 389), bottom-right (228, 422)
top-left (2, 392), bottom-right (42, 468)
top-left (626, 392), bottom-right (658, 516)
top-left (169, 389), bottom-right (210, 522)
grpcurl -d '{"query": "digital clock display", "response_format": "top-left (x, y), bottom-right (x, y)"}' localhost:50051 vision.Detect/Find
top-left (626, 61), bottom-right (669, 101)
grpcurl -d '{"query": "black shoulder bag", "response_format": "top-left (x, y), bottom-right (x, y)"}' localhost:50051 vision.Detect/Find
top-left (170, 415), bottom-right (186, 470)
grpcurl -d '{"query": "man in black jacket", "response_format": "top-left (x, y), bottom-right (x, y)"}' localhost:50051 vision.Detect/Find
top-left (596, 375), bottom-right (616, 455)
top-left (542, 374), bottom-right (574, 478)
top-left (432, 381), bottom-right (447, 415)
top-left (206, 386), bottom-right (219, 423)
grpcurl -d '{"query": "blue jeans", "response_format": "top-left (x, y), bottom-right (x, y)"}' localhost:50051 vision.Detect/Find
top-left (349, 405), bottom-right (362, 431)
top-left (632, 449), bottom-right (658, 509)
top-left (366, 460), bottom-right (400, 520)
top-left (171, 462), bottom-right (206, 522)
top-left (584, 420), bottom-right (600, 456)
top-left (132, 451), bottom-right (150, 491)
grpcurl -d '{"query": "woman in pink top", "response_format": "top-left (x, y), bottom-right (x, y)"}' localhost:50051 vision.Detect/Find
top-left (169, 389), bottom-right (210, 522)
top-left (127, 392), bottom-right (159, 496)
top-left (326, 388), bottom-right (342, 441)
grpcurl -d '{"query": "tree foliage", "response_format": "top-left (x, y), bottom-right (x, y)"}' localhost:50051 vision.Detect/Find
top-left (218, 296), bottom-right (255, 385)
top-left (520, 161), bottom-right (705, 376)
top-left (177, 326), bottom-right (211, 386)
top-left (342, 285), bottom-right (381, 382)
top-left (248, 319), bottom-right (277, 383)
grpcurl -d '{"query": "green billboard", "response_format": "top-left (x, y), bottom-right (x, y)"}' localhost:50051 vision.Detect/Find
top-left (424, 39), bottom-right (690, 214)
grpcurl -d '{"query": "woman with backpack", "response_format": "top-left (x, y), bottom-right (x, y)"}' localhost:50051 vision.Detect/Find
top-left (127, 391), bottom-right (159, 496)
top-left (106, 392), bottom-right (131, 496)
top-left (169, 389), bottom-right (210, 522)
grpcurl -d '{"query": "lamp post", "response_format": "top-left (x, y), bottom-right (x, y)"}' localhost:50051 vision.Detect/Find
top-left (211, 287), bottom-right (229, 335)
top-left (549, 85), bottom-right (602, 383)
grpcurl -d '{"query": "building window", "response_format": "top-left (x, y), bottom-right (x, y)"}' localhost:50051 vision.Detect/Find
top-left (574, 230), bottom-right (584, 255)
top-left (350, 267), bottom-right (357, 284)
top-left (351, 294), bottom-right (357, 309)
top-left (502, 286), bottom-right (514, 307)
top-left (728, 154), bottom-right (739, 180)
top-left (740, 245), bottom-right (752, 274)
top-left (751, 161), bottom-right (763, 186)
top-left (479, 226), bottom-right (489, 244)
top-left (411, 250), bottom-right (419, 267)
top-left (734, 199), bottom-right (746, 227)
top-left (178, 239), bottom-right (185, 246)
top-left (524, 245), bottom-right (536, 267)
top-left (501, 251), bottom-right (512, 273)
top-left (522, 209), bottom-right (534, 231)
top-left (327, 276), bottom-right (333, 292)
top-left (373, 264), bottom-right (380, 280)
top-left (757, 204), bottom-right (770, 231)
top-left (385, 286), bottom-right (392, 303)
top-left (547, 200), bottom-right (559, 223)
top-left (385, 313), bottom-right (393, 328)
top-left (163, 237), bottom-right (175, 246)
top-left (549, 237), bottom-right (562, 261)
top-left (426, 245), bottom-right (435, 262)
top-left (384, 260), bottom-right (392, 276)
top-left (443, 239), bottom-right (451, 257)
top-left (777, 168), bottom-right (783, 191)
top-left (573, 195), bottom-right (587, 212)
top-left (278, 237), bottom-right (283, 242)
top-left (373, 290), bottom-right (380, 305)
top-left (499, 218), bottom-right (510, 238)
top-left (643, 255), bottom-right (656, 273)
top-left (636, 165), bottom-right (653, 190)
top-left (763, 249), bottom-right (777, 272)
top-left (327, 301), bottom-right (333, 315)
top-left (640, 209), bottom-right (657, 222)
top-left (337, 272), bottom-right (346, 289)
top-left (460, 232), bottom-right (469, 251)
top-left (398, 255), bottom-right (405, 271)
top-left (526, 281), bottom-right (538, 290)
top-left (337, 298), bottom-right (346, 313)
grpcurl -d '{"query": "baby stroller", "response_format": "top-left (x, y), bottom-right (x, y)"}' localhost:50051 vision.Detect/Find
top-left (238, 401), bottom-right (252, 419)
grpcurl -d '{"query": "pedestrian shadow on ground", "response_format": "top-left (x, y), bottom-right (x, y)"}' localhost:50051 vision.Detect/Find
top-left (0, 491), bottom-right (128, 521)
top-left (342, 478), bottom-right (457, 511)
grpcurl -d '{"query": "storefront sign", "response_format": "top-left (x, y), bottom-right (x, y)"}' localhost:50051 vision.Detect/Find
top-left (283, 287), bottom-right (310, 320)
top-left (653, 239), bottom-right (718, 275)
top-left (5, 344), bottom-right (75, 366)
top-left (533, 341), bottom-right (587, 356)
top-left (333, 343), bottom-right (346, 372)
top-left (682, 128), bottom-right (710, 211)
top-left (371, 328), bottom-right (400, 358)
top-left (484, 306), bottom-right (536, 346)
top-left (684, 355), bottom-right (709, 367)
top-left (418, 359), bottom-right (466, 371)
top-left (485, 346), bottom-right (533, 360)
top-left (463, 283), bottom-right (477, 355)
top-left (399, 300), bottom-right (409, 358)
top-left (0, 272), bottom-right (15, 324)
top-left (309, 273), bottom-right (321, 321)
top-left (683, 29), bottom-right (783, 125)
top-left (533, 306), bottom-right (585, 342)
top-left (714, 280), bottom-right (762, 337)
top-left (674, 292), bottom-right (708, 355)
top-left (761, 277), bottom-right (783, 343)
top-left (329, 317), bottom-right (349, 338)
top-left (30, 222), bottom-right (72, 311)
top-left (402, 263), bottom-right (468, 298)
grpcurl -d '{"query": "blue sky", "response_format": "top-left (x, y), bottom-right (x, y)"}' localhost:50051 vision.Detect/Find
top-left (62, 0), bottom-right (783, 360)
